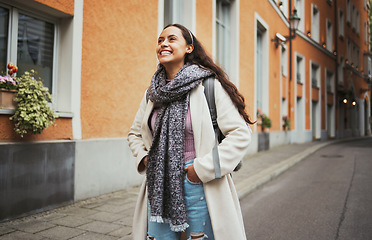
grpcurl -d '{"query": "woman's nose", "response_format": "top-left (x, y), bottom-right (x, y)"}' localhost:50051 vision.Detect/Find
top-left (161, 40), bottom-right (169, 47)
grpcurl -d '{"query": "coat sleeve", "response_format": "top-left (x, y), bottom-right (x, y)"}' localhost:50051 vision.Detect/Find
top-left (128, 91), bottom-right (149, 175)
top-left (194, 80), bottom-right (251, 183)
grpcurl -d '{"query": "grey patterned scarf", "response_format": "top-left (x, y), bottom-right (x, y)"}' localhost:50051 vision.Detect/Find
top-left (146, 63), bottom-right (213, 231)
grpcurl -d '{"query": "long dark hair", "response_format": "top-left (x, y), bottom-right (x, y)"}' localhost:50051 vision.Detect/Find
top-left (163, 24), bottom-right (254, 124)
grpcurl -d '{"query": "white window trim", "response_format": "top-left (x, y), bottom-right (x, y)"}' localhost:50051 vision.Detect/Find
top-left (295, 0), bottom-right (305, 32)
top-left (311, 4), bottom-right (320, 43)
top-left (325, 68), bottom-right (335, 93)
top-left (338, 56), bottom-right (344, 86)
top-left (158, 0), bottom-right (197, 34)
top-left (326, 19), bottom-right (333, 52)
top-left (254, 12), bottom-right (269, 118)
top-left (213, 0), bottom-right (239, 87)
top-left (339, 9), bottom-right (344, 38)
top-left (295, 52), bottom-right (305, 84)
top-left (346, 0), bottom-right (351, 24)
top-left (281, 45), bottom-right (288, 77)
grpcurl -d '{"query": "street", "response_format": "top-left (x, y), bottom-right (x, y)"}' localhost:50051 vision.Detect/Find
top-left (241, 138), bottom-right (372, 240)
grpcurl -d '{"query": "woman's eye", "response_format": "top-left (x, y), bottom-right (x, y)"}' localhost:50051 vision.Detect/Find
top-left (158, 39), bottom-right (163, 44)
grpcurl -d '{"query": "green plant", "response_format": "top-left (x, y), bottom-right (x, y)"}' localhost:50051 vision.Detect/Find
top-left (257, 108), bottom-right (271, 130)
top-left (10, 70), bottom-right (57, 137)
top-left (282, 116), bottom-right (291, 130)
top-left (262, 114), bottom-right (272, 129)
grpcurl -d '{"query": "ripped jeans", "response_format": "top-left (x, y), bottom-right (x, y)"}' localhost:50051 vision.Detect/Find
top-left (147, 160), bottom-right (214, 240)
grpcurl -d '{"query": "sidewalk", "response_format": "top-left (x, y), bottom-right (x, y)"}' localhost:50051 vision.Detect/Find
top-left (0, 140), bottom-right (335, 239)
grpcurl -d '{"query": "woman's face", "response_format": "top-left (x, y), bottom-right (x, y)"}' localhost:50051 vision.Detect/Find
top-left (156, 26), bottom-right (193, 70)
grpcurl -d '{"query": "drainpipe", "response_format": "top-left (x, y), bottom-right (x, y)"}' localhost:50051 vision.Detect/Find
top-left (334, 0), bottom-right (339, 138)
top-left (288, 0), bottom-right (293, 125)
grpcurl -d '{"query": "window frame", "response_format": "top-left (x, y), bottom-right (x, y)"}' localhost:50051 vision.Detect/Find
top-left (326, 18), bottom-right (333, 52)
top-left (1, 3), bottom-right (59, 103)
top-left (346, 0), bottom-right (351, 24)
top-left (339, 9), bottom-right (344, 39)
top-left (163, 0), bottom-right (196, 31)
top-left (311, 4), bottom-right (320, 43)
top-left (281, 45), bottom-right (288, 77)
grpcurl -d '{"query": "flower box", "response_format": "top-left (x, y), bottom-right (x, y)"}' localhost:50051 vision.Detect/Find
top-left (0, 88), bottom-right (17, 110)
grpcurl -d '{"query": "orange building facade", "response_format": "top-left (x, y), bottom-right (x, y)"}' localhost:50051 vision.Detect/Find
top-left (0, 0), bottom-right (371, 220)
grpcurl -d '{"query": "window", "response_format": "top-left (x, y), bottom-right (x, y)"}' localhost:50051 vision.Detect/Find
top-left (356, 10), bottom-right (360, 34)
top-left (365, 21), bottom-right (368, 44)
top-left (0, 7), bottom-right (9, 75)
top-left (311, 63), bottom-right (319, 87)
top-left (164, 0), bottom-right (194, 30)
top-left (338, 56), bottom-right (344, 85)
top-left (347, 38), bottom-right (351, 62)
top-left (296, 56), bottom-right (303, 83)
top-left (281, 46), bottom-right (287, 76)
top-left (346, 0), bottom-right (351, 24)
top-left (295, 0), bottom-right (305, 32)
top-left (326, 70), bottom-right (334, 93)
top-left (352, 4), bottom-right (356, 30)
top-left (256, 28), bottom-right (264, 110)
top-left (216, 0), bottom-right (231, 75)
top-left (279, 0), bottom-right (289, 18)
top-left (1, 6), bottom-right (56, 94)
top-left (326, 19), bottom-right (333, 51)
top-left (311, 5), bottom-right (320, 42)
top-left (351, 43), bottom-right (360, 68)
top-left (339, 9), bottom-right (344, 38)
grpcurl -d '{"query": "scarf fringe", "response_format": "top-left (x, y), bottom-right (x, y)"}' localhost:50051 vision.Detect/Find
top-left (149, 216), bottom-right (190, 232)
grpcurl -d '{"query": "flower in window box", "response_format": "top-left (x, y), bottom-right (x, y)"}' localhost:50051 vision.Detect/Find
top-left (0, 63), bottom-right (19, 110)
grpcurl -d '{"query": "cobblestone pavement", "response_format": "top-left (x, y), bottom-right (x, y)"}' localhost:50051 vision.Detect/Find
top-left (0, 139), bottom-right (348, 239)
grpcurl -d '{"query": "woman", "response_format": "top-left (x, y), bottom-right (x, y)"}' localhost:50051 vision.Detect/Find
top-left (128, 24), bottom-right (253, 240)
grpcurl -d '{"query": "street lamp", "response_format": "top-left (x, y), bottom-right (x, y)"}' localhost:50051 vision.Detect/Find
top-left (288, 9), bottom-right (301, 38)
top-left (272, 9), bottom-right (301, 47)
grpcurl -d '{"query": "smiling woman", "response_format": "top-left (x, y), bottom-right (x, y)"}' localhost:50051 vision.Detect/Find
top-left (128, 24), bottom-right (253, 240)
top-left (156, 27), bottom-right (194, 80)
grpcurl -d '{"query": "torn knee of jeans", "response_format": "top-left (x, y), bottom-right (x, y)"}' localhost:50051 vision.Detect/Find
top-left (188, 232), bottom-right (207, 240)
top-left (147, 234), bottom-right (155, 240)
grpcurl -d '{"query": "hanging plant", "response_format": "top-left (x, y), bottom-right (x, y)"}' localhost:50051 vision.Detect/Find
top-left (10, 70), bottom-right (57, 137)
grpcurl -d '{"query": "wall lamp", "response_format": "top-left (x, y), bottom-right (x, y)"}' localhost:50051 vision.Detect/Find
top-left (272, 33), bottom-right (287, 48)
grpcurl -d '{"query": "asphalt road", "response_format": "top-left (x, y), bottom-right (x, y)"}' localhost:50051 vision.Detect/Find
top-left (241, 137), bottom-right (372, 240)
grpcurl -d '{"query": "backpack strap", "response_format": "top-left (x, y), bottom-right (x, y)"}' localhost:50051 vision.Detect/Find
top-left (203, 77), bottom-right (222, 179)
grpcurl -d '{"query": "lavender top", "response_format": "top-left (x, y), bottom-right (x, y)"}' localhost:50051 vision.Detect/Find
top-left (150, 103), bottom-right (196, 163)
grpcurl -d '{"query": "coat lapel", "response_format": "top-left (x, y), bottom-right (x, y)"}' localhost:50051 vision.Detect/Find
top-left (141, 100), bottom-right (154, 150)
top-left (190, 84), bottom-right (205, 156)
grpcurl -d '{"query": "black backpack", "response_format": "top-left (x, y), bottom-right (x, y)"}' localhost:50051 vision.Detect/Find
top-left (203, 77), bottom-right (242, 179)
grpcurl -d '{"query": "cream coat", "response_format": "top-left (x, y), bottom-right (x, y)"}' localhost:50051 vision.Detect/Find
top-left (128, 80), bottom-right (251, 240)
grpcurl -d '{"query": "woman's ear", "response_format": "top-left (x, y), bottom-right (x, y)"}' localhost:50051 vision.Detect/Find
top-left (186, 45), bottom-right (194, 54)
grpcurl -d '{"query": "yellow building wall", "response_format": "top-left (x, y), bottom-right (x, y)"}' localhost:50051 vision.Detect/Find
top-left (196, 0), bottom-right (213, 56)
top-left (80, 0), bottom-right (158, 139)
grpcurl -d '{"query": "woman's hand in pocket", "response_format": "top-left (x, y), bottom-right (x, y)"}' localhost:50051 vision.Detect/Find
top-left (185, 164), bottom-right (202, 183)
